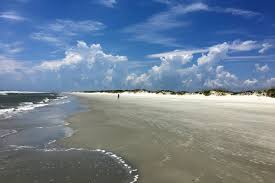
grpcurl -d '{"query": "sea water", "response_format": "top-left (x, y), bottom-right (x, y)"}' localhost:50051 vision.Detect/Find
top-left (0, 92), bottom-right (138, 183)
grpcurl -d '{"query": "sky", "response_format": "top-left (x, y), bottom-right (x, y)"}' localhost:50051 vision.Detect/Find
top-left (0, 0), bottom-right (275, 91)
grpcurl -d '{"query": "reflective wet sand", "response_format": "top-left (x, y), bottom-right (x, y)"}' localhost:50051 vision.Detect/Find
top-left (60, 93), bottom-right (275, 183)
top-left (0, 149), bottom-right (136, 183)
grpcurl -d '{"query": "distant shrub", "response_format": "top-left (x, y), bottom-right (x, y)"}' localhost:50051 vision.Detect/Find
top-left (266, 89), bottom-right (275, 98)
top-left (176, 91), bottom-right (187, 95)
top-left (81, 88), bottom-right (275, 98)
top-left (202, 90), bottom-right (211, 96)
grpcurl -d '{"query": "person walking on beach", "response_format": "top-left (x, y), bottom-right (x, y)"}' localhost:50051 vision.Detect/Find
top-left (117, 94), bottom-right (120, 99)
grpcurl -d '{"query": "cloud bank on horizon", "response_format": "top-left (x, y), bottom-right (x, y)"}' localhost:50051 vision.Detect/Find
top-left (1, 40), bottom-right (274, 91)
top-left (0, 0), bottom-right (275, 91)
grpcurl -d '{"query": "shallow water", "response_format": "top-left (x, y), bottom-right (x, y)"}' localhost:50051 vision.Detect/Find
top-left (0, 94), bottom-right (79, 148)
top-left (0, 148), bottom-right (138, 183)
top-left (0, 93), bottom-right (138, 183)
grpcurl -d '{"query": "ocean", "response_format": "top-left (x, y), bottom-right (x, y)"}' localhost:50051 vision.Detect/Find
top-left (0, 92), bottom-right (138, 183)
top-left (0, 92), bottom-right (63, 119)
top-left (0, 92), bottom-right (74, 146)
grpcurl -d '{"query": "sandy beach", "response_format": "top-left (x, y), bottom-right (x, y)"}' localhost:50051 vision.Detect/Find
top-left (59, 92), bottom-right (275, 183)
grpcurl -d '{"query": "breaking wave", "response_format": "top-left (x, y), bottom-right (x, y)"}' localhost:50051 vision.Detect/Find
top-left (0, 93), bottom-right (70, 120)
top-left (0, 129), bottom-right (18, 138)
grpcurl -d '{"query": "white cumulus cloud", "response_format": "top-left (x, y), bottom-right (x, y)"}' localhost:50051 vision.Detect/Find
top-left (259, 43), bottom-right (272, 54)
top-left (255, 64), bottom-right (270, 73)
top-left (127, 40), bottom-right (273, 91)
top-left (244, 79), bottom-right (258, 87)
top-left (1, 40), bottom-right (275, 91)
top-left (33, 41), bottom-right (128, 90)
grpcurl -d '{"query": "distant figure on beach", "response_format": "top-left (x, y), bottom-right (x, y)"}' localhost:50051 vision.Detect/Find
top-left (117, 94), bottom-right (120, 99)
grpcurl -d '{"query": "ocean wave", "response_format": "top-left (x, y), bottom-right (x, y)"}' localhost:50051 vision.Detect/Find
top-left (0, 102), bottom-right (49, 120)
top-left (42, 98), bottom-right (50, 103)
top-left (8, 145), bottom-right (35, 150)
top-left (54, 100), bottom-right (71, 105)
top-left (0, 108), bottom-right (16, 119)
top-left (18, 102), bottom-right (49, 111)
top-left (52, 96), bottom-right (70, 105)
top-left (0, 129), bottom-right (18, 138)
top-left (0, 91), bottom-right (49, 94)
top-left (0, 95), bottom-right (71, 120)
top-left (47, 139), bottom-right (57, 145)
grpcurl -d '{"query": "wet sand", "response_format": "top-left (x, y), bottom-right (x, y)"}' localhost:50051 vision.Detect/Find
top-left (0, 149), bottom-right (136, 183)
top-left (60, 93), bottom-right (275, 183)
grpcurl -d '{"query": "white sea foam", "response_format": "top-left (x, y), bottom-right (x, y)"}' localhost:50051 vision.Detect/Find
top-left (47, 139), bottom-right (57, 145)
top-left (0, 102), bottom-right (49, 120)
top-left (44, 98), bottom-right (50, 102)
top-left (9, 145), bottom-right (35, 149)
top-left (0, 129), bottom-right (18, 138)
top-left (0, 108), bottom-right (16, 119)
top-left (52, 96), bottom-right (70, 105)
top-left (0, 94), bottom-right (71, 120)
top-left (54, 100), bottom-right (70, 105)
top-left (0, 91), bottom-right (48, 94)
top-left (59, 96), bottom-right (68, 100)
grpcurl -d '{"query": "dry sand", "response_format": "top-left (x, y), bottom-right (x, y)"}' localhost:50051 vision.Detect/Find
top-left (60, 92), bottom-right (275, 183)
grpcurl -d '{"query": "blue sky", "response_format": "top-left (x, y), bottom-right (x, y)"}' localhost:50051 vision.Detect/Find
top-left (0, 0), bottom-right (275, 91)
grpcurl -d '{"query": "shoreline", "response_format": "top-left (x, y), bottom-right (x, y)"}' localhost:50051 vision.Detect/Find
top-left (0, 94), bottom-right (138, 183)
